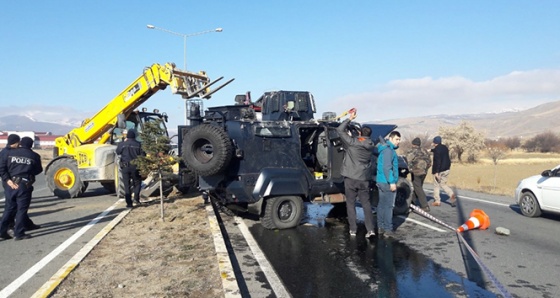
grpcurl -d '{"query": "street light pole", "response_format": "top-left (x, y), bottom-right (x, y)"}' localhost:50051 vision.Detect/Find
top-left (146, 24), bottom-right (223, 124)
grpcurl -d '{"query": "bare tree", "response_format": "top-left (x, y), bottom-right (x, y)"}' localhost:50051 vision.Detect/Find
top-left (487, 143), bottom-right (508, 190)
top-left (438, 121), bottom-right (486, 162)
top-left (504, 136), bottom-right (521, 150)
top-left (522, 131), bottom-right (560, 153)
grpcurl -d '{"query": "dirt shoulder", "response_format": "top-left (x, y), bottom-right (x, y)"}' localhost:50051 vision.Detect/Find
top-left (50, 193), bottom-right (224, 298)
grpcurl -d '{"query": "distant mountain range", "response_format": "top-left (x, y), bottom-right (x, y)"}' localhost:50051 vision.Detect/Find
top-left (1, 100), bottom-right (560, 139)
top-left (0, 115), bottom-right (77, 135)
top-left (374, 100), bottom-right (560, 140)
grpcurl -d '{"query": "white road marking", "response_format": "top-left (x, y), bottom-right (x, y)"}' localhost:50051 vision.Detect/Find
top-left (32, 202), bottom-right (130, 298)
top-left (399, 215), bottom-right (447, 232)
top-left (235, 217), bottom-right (292, 298)
top-left (0, 199), bottom-right (124, 298)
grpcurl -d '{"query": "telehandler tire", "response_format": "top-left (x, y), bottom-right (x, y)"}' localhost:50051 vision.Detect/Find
top-left (183, 124), bottom-right (233, 176)
top-left (47, 158), bottom-right (86, 199)
top-left (114, 165), bottom-right (126, 198)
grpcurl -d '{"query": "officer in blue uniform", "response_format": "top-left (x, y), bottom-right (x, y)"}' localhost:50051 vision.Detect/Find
top-left (116, 129), bottom-right (144, 208)
top-left (0, 134), bottom-right (43, 240)
top-left (1, 134), bottom-right (20, 235)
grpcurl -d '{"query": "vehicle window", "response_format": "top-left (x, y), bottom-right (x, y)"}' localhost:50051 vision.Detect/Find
top-left (255, 125), bottom-right (291, 137)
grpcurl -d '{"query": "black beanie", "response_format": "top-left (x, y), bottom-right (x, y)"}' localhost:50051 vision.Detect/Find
top-left (127, 129), bottom-right (137, 139)
top-left (20, 136), bottom-right (34, 149)
top-left (412, 137), bottom-right (421, 146)
top-left (7, 134), bottom-right (20, 146)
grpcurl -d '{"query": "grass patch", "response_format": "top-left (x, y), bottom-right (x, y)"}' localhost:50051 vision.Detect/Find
top-left (429, 152), bottom-right (559, 196)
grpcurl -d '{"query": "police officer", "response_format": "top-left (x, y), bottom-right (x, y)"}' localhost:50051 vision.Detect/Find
top-left (0, 134), bottom-right (43, 240)
top-left (19, 137), bottom-right (42, 230)
top-left (1, 134), bottom-right (21, 235)
top-left (116, 129), bottom-right (144, 208)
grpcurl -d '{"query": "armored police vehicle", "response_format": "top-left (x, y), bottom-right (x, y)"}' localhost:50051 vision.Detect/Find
top-left (178, 91), bottom-right (412, 230)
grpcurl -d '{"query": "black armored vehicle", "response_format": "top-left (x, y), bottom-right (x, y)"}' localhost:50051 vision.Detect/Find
top-left (178, 91), bottom-right (412, 229)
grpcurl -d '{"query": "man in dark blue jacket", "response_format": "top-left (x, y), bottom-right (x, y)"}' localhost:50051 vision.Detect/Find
top-left (0, 134), bottom-right (43, 240)
top-left (116, 129), bottom-right (144, 208)
top-left (431, 136), bottom-right (455, 207)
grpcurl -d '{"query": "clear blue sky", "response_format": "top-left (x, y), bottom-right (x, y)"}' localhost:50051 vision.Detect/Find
top-left (2, 1), bottom-right (560, 129)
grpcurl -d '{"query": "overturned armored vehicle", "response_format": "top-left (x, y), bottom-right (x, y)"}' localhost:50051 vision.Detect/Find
top-left (178, 91), bottom-right (412, 229)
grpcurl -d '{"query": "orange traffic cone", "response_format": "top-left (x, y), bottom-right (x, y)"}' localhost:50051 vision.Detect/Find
top-left (456, 209), bottom-right (490, 232)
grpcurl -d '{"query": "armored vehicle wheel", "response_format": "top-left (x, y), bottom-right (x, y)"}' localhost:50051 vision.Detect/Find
top-left (393, 177), bottom-right (413, 215)
top-left (183, 124), bottom-right (233, 176)
top-left (261, 196), bottom-right (304, 230)
top-left (47, 158), bottom-right (86, 199)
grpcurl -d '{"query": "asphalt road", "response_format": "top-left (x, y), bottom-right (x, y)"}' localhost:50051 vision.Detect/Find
top-left (2, 175), bottom-right (559, 297)
top-left (0, 173), bottom-right (125, 298)
top-left (222, 187), bottom-right (560, 298)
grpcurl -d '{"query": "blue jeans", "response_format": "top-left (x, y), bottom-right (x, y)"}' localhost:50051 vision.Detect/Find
top-left (376, 183), bottom-right (396, 232)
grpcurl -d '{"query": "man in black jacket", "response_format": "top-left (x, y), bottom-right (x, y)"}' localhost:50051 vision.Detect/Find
top-left (337, 111), bottom-right (376, 238)
top-left (116, 129), bottom-right (144, 208)
top-left (431, 136), bottom-right (456, 207)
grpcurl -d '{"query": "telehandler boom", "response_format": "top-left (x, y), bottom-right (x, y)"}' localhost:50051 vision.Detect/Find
top-left (46, 62), bottom-right (223, 198)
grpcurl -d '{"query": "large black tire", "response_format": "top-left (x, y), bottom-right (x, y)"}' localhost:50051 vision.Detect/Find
top-left (177, 168), bottom-right (198, 194)
top-left (101, 182), bottom-right (116, 194)
top-left (114, 165), bottom-right (126, 198)
top-left (393, 177), bottom-right (413, 215)
top-left (261, 196), bottom-right (304, 230)
top-left (519, 191), bottom-right (542, 217)
top-left (183, 124), bottom-right (233, 176)
top-left (81, 182), bottom-right (89, 194)
top-left (47, 158), bottom-right (85, 199)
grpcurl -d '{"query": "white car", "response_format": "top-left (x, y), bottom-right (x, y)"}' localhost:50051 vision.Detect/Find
top-left (515, 165), bottom-right (560, 217)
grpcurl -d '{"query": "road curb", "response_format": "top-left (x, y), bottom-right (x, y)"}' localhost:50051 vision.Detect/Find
top-left (31, 205), bottom-right (131, 298)
top-left (206, 203), bottom-right (241, 297)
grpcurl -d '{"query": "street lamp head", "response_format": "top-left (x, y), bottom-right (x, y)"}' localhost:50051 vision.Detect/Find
top-left (215, 28), bottom-right (223, 32)
top-left (147, 24), bottom-right (155, 29)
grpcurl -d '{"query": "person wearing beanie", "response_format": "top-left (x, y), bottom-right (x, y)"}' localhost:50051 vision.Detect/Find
top-left (431, 136), bottom-right (456, 207)
top-left (116, 129), bottom-right (144, 208)
top-left (0, 134), bottom-right (43, 240)
top-left (20, 136), bottom-right (34, 149)
top-left (406, 137), bottom-right (432, 212)
top-left (7, 134), bottom-right (21, 147)
top-left (17, 137), bottom-right (42, 230)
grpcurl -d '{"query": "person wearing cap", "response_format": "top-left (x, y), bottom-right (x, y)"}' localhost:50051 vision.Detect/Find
top-left (116, 129), bottom-right (145, 208)
top-left (0, 134), bottom-right (43, 240)
top-left (431, 136), bottom-right (456, 207)
top-left (405, 137), bottom-right (432, 212)
top-left (336, 110), bottom-right (377, 239)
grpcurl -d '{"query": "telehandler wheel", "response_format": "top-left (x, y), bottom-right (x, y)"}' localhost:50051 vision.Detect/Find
top-left (114, 165), bottom-right (126, 198)
top-left (393, 177), bottom-right (413, 215)
top-left (261, 196), bottom-right (304, 230)
top-left (183, 124), bottom-right (233, 176)
top-left (47, 158), bottom-right (85, 199)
